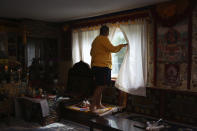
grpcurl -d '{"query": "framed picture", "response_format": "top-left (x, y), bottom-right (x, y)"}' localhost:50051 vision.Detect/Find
top-left (164, 64), bottom-right (181, 87)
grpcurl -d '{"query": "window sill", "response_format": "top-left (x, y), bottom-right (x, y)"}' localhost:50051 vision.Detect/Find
top-left (111, 77), bottom-right (117, 82)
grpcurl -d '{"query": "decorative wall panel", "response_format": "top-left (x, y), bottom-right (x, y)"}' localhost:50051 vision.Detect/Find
top-left (156, 20), bottom-right (189, 90)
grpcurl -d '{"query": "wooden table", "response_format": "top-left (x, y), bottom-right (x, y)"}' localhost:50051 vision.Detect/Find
top-left (89, 115), bottom-right (146, 131)
top-left (0, 99), bottom-right (11, 124)
top-left (15, 97), bottom-right (50, 125)
top-left (89, 114), bottom-right (197, 131)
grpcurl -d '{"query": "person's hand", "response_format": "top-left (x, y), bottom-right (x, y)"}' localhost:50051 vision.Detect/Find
top-left (123, 43), bottom-right (128, 47)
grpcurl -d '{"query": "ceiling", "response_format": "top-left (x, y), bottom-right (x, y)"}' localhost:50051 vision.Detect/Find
top-left (0, 0), bottom-right (169, 22)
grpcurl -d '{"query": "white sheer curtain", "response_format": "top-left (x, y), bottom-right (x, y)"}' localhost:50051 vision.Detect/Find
top-left (27, 42), bottom-right (35, 67)
top-left (72, 29), bottom-right (99, 65)
top-left (108, 25), bottom-right (117, 41)
top-left (72, 26), bottom-right (116, 65)
top-left (108, 25), bottom-right (119, 77)
top-left (115, 20), bottom-right (147, 96)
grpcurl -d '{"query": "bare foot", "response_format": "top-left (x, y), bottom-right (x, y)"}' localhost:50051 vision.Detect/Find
top-left (97, 104), bottom-right (106, 109)
top-left (90, 105), bottom-right (97, 112)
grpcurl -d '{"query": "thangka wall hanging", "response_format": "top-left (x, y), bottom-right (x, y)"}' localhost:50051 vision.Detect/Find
top-left (164, 64), bottom-right (181, 87)
top-left (153, 0), bottom-right (194, 90)
top-left (157, 21), bottom-right (188, 63)
top-left (156, 19), bottom-right (189, 90)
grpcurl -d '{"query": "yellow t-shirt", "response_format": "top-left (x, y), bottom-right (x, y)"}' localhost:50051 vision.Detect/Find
top-left (90, 35), bottom-right (124, 69)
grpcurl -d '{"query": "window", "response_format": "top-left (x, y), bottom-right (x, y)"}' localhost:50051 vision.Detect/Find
top-left (72, 20), bottom-right (149, 96)
top-left (111, 28), bottom-right (127, 78)
top-left (27, 38), bottom-right (58, 67)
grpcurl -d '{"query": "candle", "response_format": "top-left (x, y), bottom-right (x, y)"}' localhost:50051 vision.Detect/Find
top-left (4, 65), bottom-right (8, 71)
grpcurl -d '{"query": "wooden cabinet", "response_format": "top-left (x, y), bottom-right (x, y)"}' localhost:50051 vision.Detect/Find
top-left (7, 32), bottom-right (17, 60)
top-left (0, 32), bottom-right (8, 59)
top-left (0, 32), bottom-right (18, 60)
top-left (0, 99), bottom-right (11, 123)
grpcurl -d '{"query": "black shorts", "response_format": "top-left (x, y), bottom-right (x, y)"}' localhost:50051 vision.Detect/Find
top-left (92, 66), bottom-right (111, 86)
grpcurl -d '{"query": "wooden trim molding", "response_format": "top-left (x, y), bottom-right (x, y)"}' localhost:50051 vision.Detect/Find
top-left (118, 91), bottom-right (128, 108)
top-left (153, 15), bottom-right (157, 86)
top-left (187, 5), bottom-right (193, 90)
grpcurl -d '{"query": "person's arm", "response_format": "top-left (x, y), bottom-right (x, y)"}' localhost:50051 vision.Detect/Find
top-left (103, 37), bottom-right (127, 53)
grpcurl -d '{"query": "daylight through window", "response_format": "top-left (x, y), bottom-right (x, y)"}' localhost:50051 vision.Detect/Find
top-left (111, 28), bottom-right (127, 78)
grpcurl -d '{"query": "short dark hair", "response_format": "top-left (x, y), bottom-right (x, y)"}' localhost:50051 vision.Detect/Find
top-left (100, 25), bottom-right (109, 35)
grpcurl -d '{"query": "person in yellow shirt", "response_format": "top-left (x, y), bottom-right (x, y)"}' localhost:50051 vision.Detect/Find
top-left (90, 25), bottom-right (127, 112)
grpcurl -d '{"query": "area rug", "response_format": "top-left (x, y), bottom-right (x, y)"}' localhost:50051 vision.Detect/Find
top-left (66, 103), bottom-right (117, 115)
top-left (0, 118), bottom-right (90, 131)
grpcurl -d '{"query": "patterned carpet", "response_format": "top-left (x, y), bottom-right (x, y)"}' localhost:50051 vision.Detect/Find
top-left (0, 118), bottom-right (90, 131)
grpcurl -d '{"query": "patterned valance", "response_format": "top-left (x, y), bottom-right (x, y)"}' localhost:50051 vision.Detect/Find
top-left (66, 10), bottom-right (149, 29)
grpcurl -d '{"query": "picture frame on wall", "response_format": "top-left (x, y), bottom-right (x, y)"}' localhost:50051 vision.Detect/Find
top-left (164, 64), bottom-right (181, 87)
